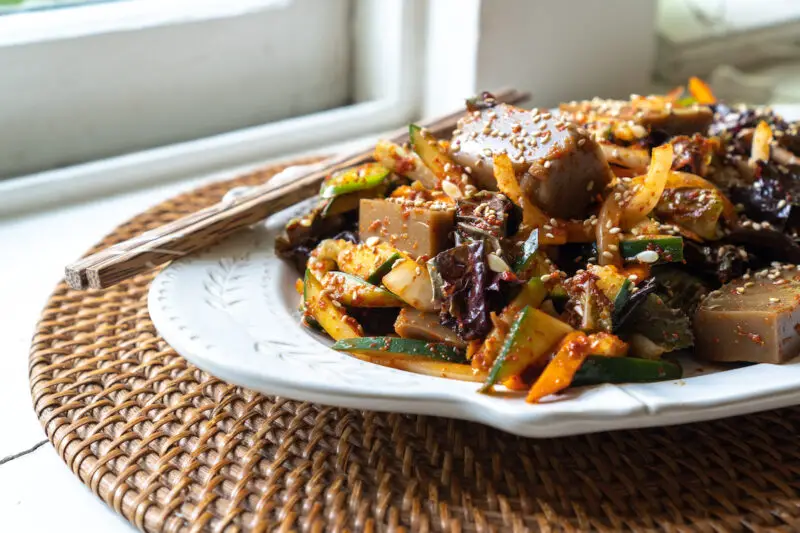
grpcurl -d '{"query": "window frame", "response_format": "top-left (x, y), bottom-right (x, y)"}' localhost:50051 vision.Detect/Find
top-left (0, 0), bottom-right (422, 215)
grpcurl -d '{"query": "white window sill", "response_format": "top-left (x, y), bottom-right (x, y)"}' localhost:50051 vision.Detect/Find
top-left (0, 0), bottom-right (289, 46)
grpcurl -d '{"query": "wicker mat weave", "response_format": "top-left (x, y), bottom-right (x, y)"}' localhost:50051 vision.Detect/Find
top-left (29, 159), bottom-right (800, 533)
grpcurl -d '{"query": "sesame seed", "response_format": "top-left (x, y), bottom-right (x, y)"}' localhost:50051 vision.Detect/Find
top-left (540, 274), bottom-right (552, 282)
top-left (635, 250), bottom-right (659, 264)
top-left (609, 227), bottom-right (621, 234)
top-left (365, 236), bottom-right (380, 246)
top-left (778, 199), bottom-right (788, 209)
top-left (543, 161), bottom-right (552, 169)
top-left (546, 233), bottom-right (555, 239)
top-left (602, 251), bottom-right (614, 258)
top-left (487, 253), bottom-right (511, 273)
top-left (744, 281), bottom-right (755, 288)
top-left (736, 287), bottom-right (746, 294)
top-left (586, 180), bottom-right (594, 191)
top-left (770, 297), bottom-right (781, 303)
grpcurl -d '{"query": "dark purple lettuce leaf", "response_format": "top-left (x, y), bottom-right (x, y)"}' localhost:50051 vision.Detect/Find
top-left (708, 104), bottom-right (793, 138)
top-left (429, 241), bottom-right (514, 340)
top-left (670, 134), bottom-right (716, 176)
top-left (682, 241), bottom-right (750, 284)
top-left (454, 191), bottom-right (516, 256)
top-left (612, 277), bottom-right (657, 333)
top-left (725, 226), bottom-right (800, 265)
top-left (729, 161), bottom-right (800, 230)
top-left (275, 206), bottom-right (358, 272)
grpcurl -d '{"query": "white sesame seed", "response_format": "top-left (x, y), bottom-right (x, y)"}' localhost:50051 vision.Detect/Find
top-left (441, 180), bottom-right (462, 200)
top-left (365, 236), bottom-right (380, 247)
top-left (586, 181), bottom-right (594, 191)
top-left (540, 274), bottom-right (553, 282)
top-left (778, 199), bottom-right (788, 209)
top-left (546, 233), bottom-right (555, 239)
top-left (487, 253), bottom-right (511, 273)
top-left (770, 297), bottom-right (781, 303)
top-left (736, 287), bottom-right (746, 294)
top-left (609, 227), bottom-right (621, 235)
top-left (543, 161), bottom-right (552, 169)
top-left (635, 250), bottom-right (659, 264)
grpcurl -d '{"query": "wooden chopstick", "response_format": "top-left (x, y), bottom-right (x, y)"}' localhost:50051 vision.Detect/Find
top-left (66, 88), bottom-right (529, 290)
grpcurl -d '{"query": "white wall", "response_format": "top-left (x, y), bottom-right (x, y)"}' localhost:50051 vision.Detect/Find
top-left (423, 0), bottom-right (657, 114)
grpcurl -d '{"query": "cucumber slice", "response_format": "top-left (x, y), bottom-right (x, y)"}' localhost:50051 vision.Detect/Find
top-left (483, 306), bottom-right (573, 388)
top-left (332, 337), bottom-right (466, 363)
top-left (322, 272), bottom-right (402, 307)
top-left (320, 163), bottom-right (390, 199)
top-left (620, 235), bottom-right (684, 264)
top-left (473, 278), bottom-right (548, 369)
top-left (514, 229), bottom-right (539, 273)
top-left (572, 356), bottom-right (682, 387)
top-left (336, 241), bottom-right (401, 283)
top-left (303, 270), bottom-right (363, 341)
top-left (612, 278), bottom-right (633, 324)
top-left (409, 124), bottom-right (463, 185)
top-left (320, 184), bottom-right (387, 218)
top-left (382, 258), bottom-right (436, 312)
top-left (366, 252), bottom-right (402, 285)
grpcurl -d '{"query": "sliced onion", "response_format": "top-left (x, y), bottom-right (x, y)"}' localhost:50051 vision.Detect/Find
top-left (600, 144), bottom-right (651, 174)
top-left (597, 190), bottom-right (623, 267)
top-left (620, 144), bottom-right (674, 228)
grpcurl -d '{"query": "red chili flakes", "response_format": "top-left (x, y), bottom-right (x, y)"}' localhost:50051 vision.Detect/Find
top-left (735, 325), bottom-right (765, 346)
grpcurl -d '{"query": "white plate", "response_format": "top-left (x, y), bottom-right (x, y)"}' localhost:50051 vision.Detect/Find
top-left (148, 172), bottom-right (800, 438)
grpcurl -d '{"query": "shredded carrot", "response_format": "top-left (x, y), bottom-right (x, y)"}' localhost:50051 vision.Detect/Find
top-left (526, 332), bottom-right (591, 403)
top-left (688, 77), bottom-right (716, 104)
top-left (466, 339), bottom-right (481, 361)
top-left (622, 264), bottom-right (651, 284)
top-left (665, 85), bottom-right (686, 102)
top-left (750, 120), bottom-right (773, 167)
top-left (503, 374), bottom-right (530, 391)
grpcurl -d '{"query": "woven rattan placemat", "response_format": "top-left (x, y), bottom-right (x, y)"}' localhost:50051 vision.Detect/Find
top-left (30, 159), bottom-right (800, 532)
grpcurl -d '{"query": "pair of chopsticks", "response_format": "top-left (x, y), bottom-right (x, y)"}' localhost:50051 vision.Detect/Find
top-left (65, 88), bottom-right (529, 290)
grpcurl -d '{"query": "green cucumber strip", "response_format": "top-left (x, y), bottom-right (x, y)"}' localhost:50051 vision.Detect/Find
top-left (320, 163), bottom-right (390, 199)
top-left (620, 236), bottom-right (684, 263)
top-left (332, 337), bottom-right (466, 363)
top-left (366, 252), bottom-right (402, 285)
top-left (483, 307), bottom-right (533, 388)
top-left (571, 356), bottom-right (682, 387)
top-left (611, 278), bottom-right (633, 324)
top-left (514, 229), bottom-right (540, 273)
top-left (325, 272), bottom-right (402, 306)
